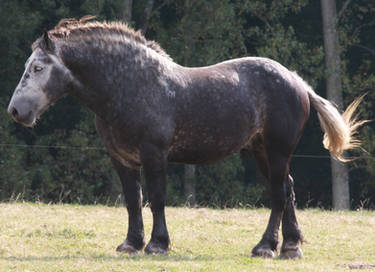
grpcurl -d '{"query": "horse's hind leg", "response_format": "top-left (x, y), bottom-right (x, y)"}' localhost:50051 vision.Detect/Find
top-left (111, 158), bottom-right (146, 253)
top-left (251, 147), bottom-right (289, 258)
top-left (279, 174), bottom-right (303, 259)
top-left (251, 146), bottom-right (303, 259)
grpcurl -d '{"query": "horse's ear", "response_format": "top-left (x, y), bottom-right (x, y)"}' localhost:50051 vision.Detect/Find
top-left (42, 29), bottom-right (55, 52)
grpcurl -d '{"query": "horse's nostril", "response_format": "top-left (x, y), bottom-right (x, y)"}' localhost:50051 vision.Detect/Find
top-left (11, 107), bottom-right (18, 118)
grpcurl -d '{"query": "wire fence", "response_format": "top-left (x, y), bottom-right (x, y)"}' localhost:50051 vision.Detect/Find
top-left (0, 143), bottom-right (106, 150)
top-left (0, 143), bottom-right (374, 159)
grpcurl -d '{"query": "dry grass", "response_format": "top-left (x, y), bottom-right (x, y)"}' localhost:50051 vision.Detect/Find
top-left (0, 203), bottom-right (374, 271)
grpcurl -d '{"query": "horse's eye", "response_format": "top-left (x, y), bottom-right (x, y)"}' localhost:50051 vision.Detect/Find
top-left (34, 66), bottom-right (43, 72)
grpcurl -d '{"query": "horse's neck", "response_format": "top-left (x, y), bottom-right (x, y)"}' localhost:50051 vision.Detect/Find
top-left (61, 40), bottom-right (180, 123)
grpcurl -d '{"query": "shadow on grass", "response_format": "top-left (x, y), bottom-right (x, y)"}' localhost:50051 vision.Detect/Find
top-left (0, 253), bottom-right (215, 262)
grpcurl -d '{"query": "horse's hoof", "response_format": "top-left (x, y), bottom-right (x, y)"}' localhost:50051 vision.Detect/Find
top-left (144, 242), bottom-right (169, 255)
top-left (251, 247), bottom-right (276, 259)
top-left (116, 241), bottom-right (142, 254)
top-left (279, 247), bottom-right (303, 259)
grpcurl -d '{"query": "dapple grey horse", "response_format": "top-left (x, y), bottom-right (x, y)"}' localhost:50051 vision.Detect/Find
top-left (8, 17), bottom-right (365, 258)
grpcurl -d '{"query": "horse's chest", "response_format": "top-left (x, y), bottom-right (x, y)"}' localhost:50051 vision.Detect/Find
top-left (110, 146), bottom-right (141, 169)
top-left (100, 133), bottom-right (140, 168)
top-left (106, 134), bottom-right (141, 169)
top-left (95, 117), bottom-right (141, 169)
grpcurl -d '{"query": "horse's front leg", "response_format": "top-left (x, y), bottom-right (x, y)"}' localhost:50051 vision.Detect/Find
top-left (111, 158), bottom-right (145, 253)
top-left (140, 143), bottom-right (170, 254)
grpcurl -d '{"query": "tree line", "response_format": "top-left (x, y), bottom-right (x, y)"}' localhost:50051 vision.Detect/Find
top-left (0, 0), bottom-right (374, 209)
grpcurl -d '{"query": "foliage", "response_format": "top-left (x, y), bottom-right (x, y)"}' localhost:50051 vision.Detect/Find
top-left (0, 0), bottom-right (374, 208)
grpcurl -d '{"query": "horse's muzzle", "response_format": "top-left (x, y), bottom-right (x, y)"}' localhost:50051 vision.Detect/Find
top-left (8, 98), bottom-right (35, 127)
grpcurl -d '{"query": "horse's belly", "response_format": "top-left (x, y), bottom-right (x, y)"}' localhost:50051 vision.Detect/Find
top-left (167, 125), bottom-right (259, 164)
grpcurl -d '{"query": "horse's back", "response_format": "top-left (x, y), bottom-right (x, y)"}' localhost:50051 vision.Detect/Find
top-left (168, 57), bottom-right (310, 163)
top-left (167, 58), bottom-right (264, 163)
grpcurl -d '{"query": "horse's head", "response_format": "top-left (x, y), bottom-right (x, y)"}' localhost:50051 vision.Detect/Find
top-left (8, 31), bottom-right (72, 127)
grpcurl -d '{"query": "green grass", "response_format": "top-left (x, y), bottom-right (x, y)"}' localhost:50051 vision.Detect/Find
top-left (0, 203), bottom-right (374, 271)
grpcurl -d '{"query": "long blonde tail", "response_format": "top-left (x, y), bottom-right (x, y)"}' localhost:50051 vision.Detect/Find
top-left (307, 90), bottom-right (367, 162)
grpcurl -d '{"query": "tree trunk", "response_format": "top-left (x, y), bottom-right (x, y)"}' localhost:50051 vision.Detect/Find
top-left (184, 165), bottom-right (196, 207)
top-left (122, 0), bottom-right (133, 22)
top-left (321, 0), bottom-right (350, 210)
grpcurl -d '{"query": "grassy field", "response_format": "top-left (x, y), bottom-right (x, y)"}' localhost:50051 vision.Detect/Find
top-left (0, 203), bottom-right (374, 271)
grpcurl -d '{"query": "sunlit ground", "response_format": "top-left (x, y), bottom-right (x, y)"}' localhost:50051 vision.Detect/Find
top-left (0, 203), bottom-right (374, 271)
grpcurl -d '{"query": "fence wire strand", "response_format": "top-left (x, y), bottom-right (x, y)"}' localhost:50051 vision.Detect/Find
top-left (0, 143), bottom-right (106, 150)
top-left (0, 143), bottom-right (374, 159)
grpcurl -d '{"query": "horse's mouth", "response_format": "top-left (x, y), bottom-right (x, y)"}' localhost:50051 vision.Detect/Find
top-left (14, 103), bottom-right (51, 128)
top-left (13, 113), bottom-right (36, 127)
top-left (23, 120), bottom-right (37, 128)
